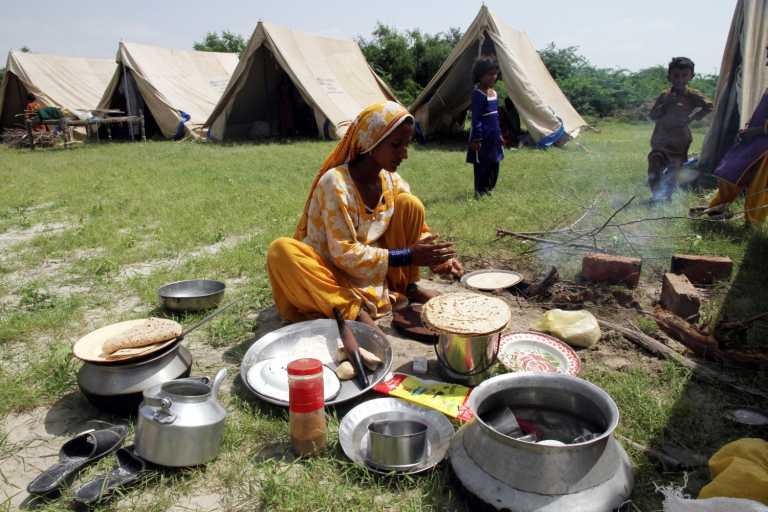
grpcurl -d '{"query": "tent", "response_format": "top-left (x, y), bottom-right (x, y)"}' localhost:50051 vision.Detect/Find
top-left (699, 0), bottom-right (768, 172)
top-left (409, 6), bottom-right (586, 144)
top-left (98, 42), bottom-right (239, 139)
top-left (0, 51), bottom-right (115, 129)
top-left (206, 22), bottom-right (396, 141)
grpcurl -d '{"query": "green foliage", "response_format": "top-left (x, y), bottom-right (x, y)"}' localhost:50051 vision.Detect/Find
top-left (193, 31), bottom-right (246, 55)
top-left (539, 43), bottom-right (718, 119)
top-left (19, 46), bottom-right (30, 53)
top-left (358, 23), bottom-right (462, 105)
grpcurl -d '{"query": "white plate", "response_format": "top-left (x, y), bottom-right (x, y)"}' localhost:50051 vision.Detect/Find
top-left (460, 269), bottom-right (523, 291)
top-left (246, 357), bottom-right (341, 403)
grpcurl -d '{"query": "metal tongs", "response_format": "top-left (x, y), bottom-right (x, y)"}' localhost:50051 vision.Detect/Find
top-left (332, 308), bottom-right (369, 389)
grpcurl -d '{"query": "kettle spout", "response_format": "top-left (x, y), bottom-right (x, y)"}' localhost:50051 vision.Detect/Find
top-left (211, 368), bottom-right (228, 401)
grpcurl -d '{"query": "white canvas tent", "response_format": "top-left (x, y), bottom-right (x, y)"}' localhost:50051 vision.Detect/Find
top-left (409, 6), bottom-right (586, 143)
top-left (0, 51), bottom-right (115, 129)
top-left (699, 0), bottom-right (768, 172)
top-left (206, 22), bottom-right (396, 141)
top-left (98, 42), bottom-right (239, 139)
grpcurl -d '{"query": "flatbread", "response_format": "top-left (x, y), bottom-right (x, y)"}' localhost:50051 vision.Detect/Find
top-left (422, 293), bottom-right (510, 336)
top-left (464, 271), bottom-right (522, 290)
top-left (102, 317), bottom-right (182, 355)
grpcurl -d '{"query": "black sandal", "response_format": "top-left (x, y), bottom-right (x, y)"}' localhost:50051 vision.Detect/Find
top-left (26, 425), bottom-right (128, 496)
top-left (73, 446), bottom-right (147, 505)
top-left (392, 304), bottom-right (439, 344)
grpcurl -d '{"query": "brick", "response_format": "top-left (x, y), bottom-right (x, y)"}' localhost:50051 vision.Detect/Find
top-left (671, 254), bottom-right (732, 285)
top-left (581, 253), bottom-right (642, 288)
top-left (661, 273), bottom-right (700, 322)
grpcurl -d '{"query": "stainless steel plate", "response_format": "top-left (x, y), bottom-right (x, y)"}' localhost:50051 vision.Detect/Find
top-left (240, 319), bottom-right (392, 407)
top-left (460, 270), bottom-right (523, 291)
top-left (339, 398), bottom-right (454, 475)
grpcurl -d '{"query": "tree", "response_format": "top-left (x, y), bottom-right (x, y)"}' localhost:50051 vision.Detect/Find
top-left (358, 23), bottom-right (463, 105)
top-left (193, 31), bottom-right (246, 55)
top-left (20, 46), bottom-right (30, 52)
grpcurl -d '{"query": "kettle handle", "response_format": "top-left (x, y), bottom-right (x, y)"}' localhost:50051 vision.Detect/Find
top-left (211, 368), bottom-right (228, 401)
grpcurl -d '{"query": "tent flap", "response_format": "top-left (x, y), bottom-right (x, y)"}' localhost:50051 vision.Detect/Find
top-left (700, 0), bottom-right (768, 172)
top-left (0, 51), bottom-right (114, 128)
top-left (206, 21), bottom-right (395, 141)
top-left (98, 42), bottom-right (238, 139)
top-left (409, 5), bottom-right (587, 142)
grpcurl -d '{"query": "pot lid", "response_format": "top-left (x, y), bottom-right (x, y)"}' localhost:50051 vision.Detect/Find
top-left (73, 318), bottom-right (182, 364)
top-left (422, 293), bottom-right (511, 336)
top-left (246, 357), bottom-right (341, 403)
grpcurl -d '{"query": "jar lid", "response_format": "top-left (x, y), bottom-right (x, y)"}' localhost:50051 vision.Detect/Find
top-left (287, 358), bottom-right (323, 376)
top-left (422, 292), bottom-right (511, 336)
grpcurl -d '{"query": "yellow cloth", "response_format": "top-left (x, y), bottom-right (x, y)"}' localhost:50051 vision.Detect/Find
top-left (268, 193), bottom-right (426, 321)
top-left (698, 438), bottom-right (768, 504)
top-left (709, 154), bottom-right (768, 224)
top-left (295, 101), bottom-right (413, 240)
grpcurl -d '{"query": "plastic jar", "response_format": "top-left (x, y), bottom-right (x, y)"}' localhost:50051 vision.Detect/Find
top-left (287, 358), bottom-right (326, 456)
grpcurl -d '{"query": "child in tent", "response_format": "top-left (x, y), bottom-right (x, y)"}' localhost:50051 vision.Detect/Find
top-left (647, 57), bottom-right (713, 200)
top-left (467, 56), bottom-right (504, 197)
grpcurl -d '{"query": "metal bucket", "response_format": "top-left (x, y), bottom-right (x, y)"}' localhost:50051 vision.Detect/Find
top-left (434, 331), bottom-right (501, 386)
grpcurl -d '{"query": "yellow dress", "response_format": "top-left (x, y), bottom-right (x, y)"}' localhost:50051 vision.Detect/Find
top-left (709, 154), bottom-right (768, 225)
top-left (268, 165), bottom-right (429, 322)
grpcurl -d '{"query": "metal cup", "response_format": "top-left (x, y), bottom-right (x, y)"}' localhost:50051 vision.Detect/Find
top-left (366, 420), bottom-right (428, 469)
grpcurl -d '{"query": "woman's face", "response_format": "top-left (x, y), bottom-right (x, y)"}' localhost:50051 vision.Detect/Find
top-left (370, 121), bottom-right (414, 173)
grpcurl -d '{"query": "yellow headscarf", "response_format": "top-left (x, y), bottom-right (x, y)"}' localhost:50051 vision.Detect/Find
top-left (295, 101), bottom-right (414, 240)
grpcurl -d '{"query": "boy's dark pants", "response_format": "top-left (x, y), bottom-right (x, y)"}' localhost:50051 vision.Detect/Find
top-left (474, 161), bottom-right (500, 196)
top-left (648, 149), bottom-right (685, 200)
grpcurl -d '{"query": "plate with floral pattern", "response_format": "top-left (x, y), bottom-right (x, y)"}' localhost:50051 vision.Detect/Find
top-left (498, 331), bottom-right (581, 375)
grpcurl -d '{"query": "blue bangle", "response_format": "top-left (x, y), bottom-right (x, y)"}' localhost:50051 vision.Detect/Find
top-left (388, 248), bottom-right (413, 267)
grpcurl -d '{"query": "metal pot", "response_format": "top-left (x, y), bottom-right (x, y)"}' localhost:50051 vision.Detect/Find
top-left (157, 279), bottom-right (225, 312)
top-left (434, 331), bottom-right (501, 386)
top-left (135, 368), bottom-right (227, 467)
top-left (450, 373), bottom-right (633, 511)
top-left (78, 343), bottom-right (192, 415)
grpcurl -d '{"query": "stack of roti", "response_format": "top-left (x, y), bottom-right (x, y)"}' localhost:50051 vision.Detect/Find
top-left (102, 318), bottom-right (182, 355)
top-left (422, 293), bottom-right (511, 336)
top-left (73, 318), bottom-right (183, 362)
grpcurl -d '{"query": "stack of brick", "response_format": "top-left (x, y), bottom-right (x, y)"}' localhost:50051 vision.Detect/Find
top-left (581, 253), bottom-right (641, 289)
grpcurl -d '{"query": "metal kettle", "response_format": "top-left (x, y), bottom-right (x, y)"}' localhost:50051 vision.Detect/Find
top-left (135, 368), bottom-right (227, 467)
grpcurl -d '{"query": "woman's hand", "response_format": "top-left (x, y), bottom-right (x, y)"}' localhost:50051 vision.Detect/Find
top-left (736, 126), bottom-right (764, 143)
top-left (470, 140), bottom-right (481, 153)
top-left (411, 236), bottom-right (455, 267)
top-left (431, 258), bottom-right (465, 279)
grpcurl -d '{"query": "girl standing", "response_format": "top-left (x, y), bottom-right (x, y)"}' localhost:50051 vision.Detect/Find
top-left (467, 57), bottom-right (504, 197)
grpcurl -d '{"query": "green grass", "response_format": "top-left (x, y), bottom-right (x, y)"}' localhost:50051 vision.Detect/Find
top-left (0, 122), bottom-right (767, 510)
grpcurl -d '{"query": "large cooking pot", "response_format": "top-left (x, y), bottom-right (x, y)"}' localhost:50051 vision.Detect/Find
top-left (450, 373), bottom-right (633, 511)
top-left (78, 343), bottom-right (192, 415)
top-left (135, 369), bottom-right (227, 467)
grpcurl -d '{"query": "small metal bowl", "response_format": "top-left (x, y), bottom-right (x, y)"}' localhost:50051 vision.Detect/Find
top-left (158, 279), bottom-right (225, 313)
top-left (366, 420), bottom-right (428, 470)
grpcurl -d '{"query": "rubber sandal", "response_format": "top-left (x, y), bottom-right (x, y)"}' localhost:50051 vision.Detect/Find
top-left (73, 446), bottom-right (147, 505)
top-left (26, 425), bottom-right (128, 496)
top-left (392, 304), bottom-right (438, 344)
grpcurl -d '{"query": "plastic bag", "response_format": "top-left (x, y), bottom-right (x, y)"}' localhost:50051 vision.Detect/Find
top-left (531, 309), bottom-right (601, 348)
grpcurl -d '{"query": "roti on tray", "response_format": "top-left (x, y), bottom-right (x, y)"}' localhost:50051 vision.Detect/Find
top-left (422, 292), bottom-right (511, 336)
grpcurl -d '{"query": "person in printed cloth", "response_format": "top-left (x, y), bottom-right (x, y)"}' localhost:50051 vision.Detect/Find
top-left (267, 101), bottom-right (464, 331)
top-left (467, 56), bottom-right (504, 197)
top-left (25, 93), bottom-right (47, 132)
top-left (647, 57), bottom-right (713, 200)
top-left (693, 46), bottom-right (768, 226)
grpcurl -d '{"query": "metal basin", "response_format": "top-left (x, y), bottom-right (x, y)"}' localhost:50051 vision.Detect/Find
top-left (459, 373), bottom-right (624, 496)
top-left (158, 279), bottom-right (225, 312)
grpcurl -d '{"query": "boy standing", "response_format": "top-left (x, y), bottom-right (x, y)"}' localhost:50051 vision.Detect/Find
top-left (647, 57), bottom-right (713, 200)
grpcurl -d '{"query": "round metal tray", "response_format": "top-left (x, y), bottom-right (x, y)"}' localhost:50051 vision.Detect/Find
top-left (339, 398), bottom-right (454, 475)
top-left (240, 319), bottom-right (392, 407)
